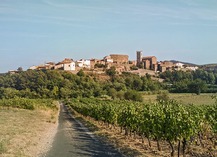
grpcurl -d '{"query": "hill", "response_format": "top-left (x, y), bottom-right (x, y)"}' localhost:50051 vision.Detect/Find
top-left (169, 60), bottom-right (217, 71)
top-left (169, 60), bottom-right (198, 66)
top-left (200, 63), bottom-right (217, 71)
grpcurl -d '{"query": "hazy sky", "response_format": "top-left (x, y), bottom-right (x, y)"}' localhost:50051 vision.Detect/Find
top-left (0, 0), bottom-right (217, 72)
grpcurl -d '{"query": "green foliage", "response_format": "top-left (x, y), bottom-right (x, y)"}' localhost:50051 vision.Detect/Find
top-left (17, 67), bottom-right (23, 72)
top-left (156, 91), bottom-right (170, 102)
top-left (188, 79), bottom-right (207, 95)
top-left (0, 70), bottom-right (162, 101)
top-left (66, 98), bottom-right (217, 156)
top-left (77, 69), bottom-right (85, 77)
top-left (116, 90), bottom-right (125, 100)
top-left (107, 88), bottom-right (117, 99)
top-left (206, 96), bottom-right (217, 133)
top-left (124, 90), bottom-right (143, 102)
top-left (94, 63), bottom-right (106, 68)
top-left (0, 140), bottom-right (7, 154)
top-left (106, 66), bottom-right (116, 77)
top-left (0, 98), bottom-right (58, 110)
top-left (160, 69), bottom-right (216, 93)
top-left (130, 65), bottom-right (138, 70)
top-left (0, 88), bottom-right (19, 99)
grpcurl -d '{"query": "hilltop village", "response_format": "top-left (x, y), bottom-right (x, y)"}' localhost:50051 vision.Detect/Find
top-left (13, 51), bottom-right (198, 75)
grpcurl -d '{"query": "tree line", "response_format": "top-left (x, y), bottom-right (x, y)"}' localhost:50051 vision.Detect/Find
top-left (0, 68), bottom-right (216, 100)
top-left (0, 69), bottom-right (161, 101)
top-left (160, 69), bottom-right (217, 94)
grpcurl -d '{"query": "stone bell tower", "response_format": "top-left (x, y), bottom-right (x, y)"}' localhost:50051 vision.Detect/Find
top-left (136, 51), bottom-right (142, 67)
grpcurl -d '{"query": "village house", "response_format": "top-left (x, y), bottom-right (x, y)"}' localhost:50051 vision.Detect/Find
top-left (29, 65), bottom-right (38, 70)
top-left (175, 62), bottom-right (184, 69)
top-left (76, 59), bottom-right (91, 69)
top-left (90, 59), bottom-right (105, 69)
top-left (158, 61), bottom-right (174, 72)
top-left (103, 56), bottom-right (114, 64)
top-left (185, 66), bottom-right (198, 71)
top-left (29, 62), bottom-right (55, 70)
top-left (55, 58), bottom-right (75, 71)
top-left (109, 54), bottom-right (129, 72)
top-left (8, 70), bottom-right (18, 74)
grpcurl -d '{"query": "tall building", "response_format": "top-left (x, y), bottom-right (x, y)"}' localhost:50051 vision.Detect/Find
top-left (136, 51), bottom-right (142, 67)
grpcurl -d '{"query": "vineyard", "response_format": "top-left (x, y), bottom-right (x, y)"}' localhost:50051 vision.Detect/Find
top-left (65, 98), bottom-right (217, 157)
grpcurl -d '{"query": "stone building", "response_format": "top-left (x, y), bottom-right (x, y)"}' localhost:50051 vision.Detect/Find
top-left (110, 54), bottom-right (129, 64)
top-left (158, 61), bottom-right (174, 72)
top-left (90, 59), bottom-right (105, 69)
top-left (136, 51), bottom-right (157, 71)
top-left (142, 56), bottom-right (157, 71)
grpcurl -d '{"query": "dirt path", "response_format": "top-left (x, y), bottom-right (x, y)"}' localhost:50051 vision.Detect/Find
top-left (44, 104), bottom-right (123, 157)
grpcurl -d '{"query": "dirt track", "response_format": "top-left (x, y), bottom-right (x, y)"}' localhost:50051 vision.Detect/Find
top-left (44, 104), bottom-right (123, 157)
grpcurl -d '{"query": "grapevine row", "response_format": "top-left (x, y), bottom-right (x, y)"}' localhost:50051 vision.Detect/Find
top-left (66, 98), bottom-right (217, 157)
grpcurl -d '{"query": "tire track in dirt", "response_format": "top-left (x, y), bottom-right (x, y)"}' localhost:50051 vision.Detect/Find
top-left (44, 104), bottom-right (123, 157)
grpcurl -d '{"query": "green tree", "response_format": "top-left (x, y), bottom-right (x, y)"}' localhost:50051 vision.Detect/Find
top-left (124, 90), bottom-right (143, 102)
top-left (1, 88), bottom-right (19, 99)
top-left (208, 73), bottom-right (215, 84)
top-left (51, 86), bottom-right (59, 99)
top-left (132, 77), bottom-right (143, 91)
top-left (59, 87), bottom-right (71, 99)
top-left (188, 79), bottom-right (207, 95)
top-left (106, 66), bottom-right (116, 77)
top-left (17, 67), bottom-right (23, 72)
top-left (156, 91), bottom-right (170, 102)
top-left (108, 88), bottom-right (117, 99)
top-left (77, 69), bottom-right (85, 77)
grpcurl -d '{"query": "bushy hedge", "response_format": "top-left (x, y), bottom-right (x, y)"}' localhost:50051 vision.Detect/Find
top-left (0, 98), bottom-right (58, 110)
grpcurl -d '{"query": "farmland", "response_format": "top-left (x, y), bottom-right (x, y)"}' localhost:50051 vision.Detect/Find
top-left (66, 97), bottom-right (217, 157)
top-left (0, 69), bottom-right (216, 156)
top-left (0, 99), bottom-right (59, 157)
top-left (143, 93), bottom-right (216, 105)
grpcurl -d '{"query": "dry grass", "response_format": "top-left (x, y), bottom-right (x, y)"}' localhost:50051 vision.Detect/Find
top-left (0, 108), bottom-right (59, 157)
top-left (143, 93), bottom-right (216, 105)
top-left (169, 93), bottom-right (215, 105)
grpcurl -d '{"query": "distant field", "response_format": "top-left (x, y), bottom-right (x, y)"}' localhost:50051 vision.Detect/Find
top-left (0, 108), bottom-right (58, 157)
top-left (143, 93), bottom-right (216, 105)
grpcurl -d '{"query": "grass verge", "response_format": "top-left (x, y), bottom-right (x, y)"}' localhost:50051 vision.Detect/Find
top-left (0, 103), bottom-right (59, 157)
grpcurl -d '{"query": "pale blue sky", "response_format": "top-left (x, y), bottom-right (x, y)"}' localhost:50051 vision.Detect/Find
top-left (0, 0), bottom-right (217, 72)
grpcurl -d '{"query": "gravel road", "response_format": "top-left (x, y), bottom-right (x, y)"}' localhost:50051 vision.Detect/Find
top-left (44, 104), bottom-right (123, 157)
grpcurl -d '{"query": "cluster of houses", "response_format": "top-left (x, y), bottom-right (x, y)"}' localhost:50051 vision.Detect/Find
top-left (30, 58), bottom-right (79, 71)
top-left (28, 54), bottom-right (132, 72)
top-left (24, 51), bottom-right (199, 74)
